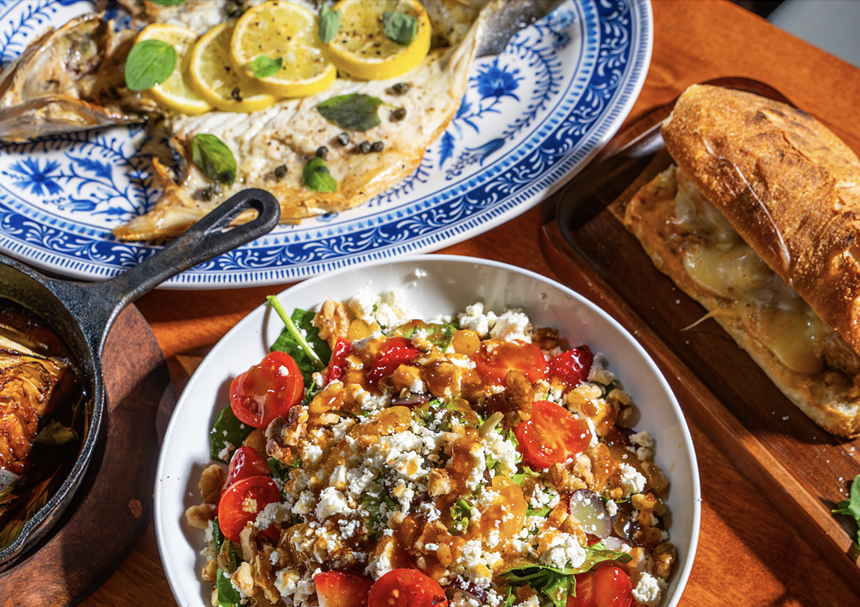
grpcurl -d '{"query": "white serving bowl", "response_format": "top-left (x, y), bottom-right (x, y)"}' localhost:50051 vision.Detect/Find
top-left (154, 255), bottom-right (700, 606)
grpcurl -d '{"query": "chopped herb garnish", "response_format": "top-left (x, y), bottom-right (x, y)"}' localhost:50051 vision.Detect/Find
top-left (833, 474), bottom-right (860, 545)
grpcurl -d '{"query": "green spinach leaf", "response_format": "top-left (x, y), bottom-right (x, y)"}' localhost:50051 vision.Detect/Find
top-left (210, 407), bottom-right (253, 463)
top-left (268, 297), bottom-right (330, 384)
top-left (383, 10), bottom-right (417, 46)
top-left (124, 39), bottom-right (177, 91)
top-left (191, 134), bottom-right (237, 185)
top-left (217, 568), bottom-right (242, 607)
top-left (317, 94), bottom-right (383, 131)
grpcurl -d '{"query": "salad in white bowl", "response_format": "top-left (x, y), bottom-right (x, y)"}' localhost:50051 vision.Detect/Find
top-left (154, 256), bottom-right (700, 607)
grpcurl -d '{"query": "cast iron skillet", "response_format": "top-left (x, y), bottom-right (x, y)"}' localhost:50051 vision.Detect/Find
top-left (0, 188), bottom-right (280, 568)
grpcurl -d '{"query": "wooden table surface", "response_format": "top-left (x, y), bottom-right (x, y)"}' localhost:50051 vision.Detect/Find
top-left (80, 1), bottom-right (860, 605)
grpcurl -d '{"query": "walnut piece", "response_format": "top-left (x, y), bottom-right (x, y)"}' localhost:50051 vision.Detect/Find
top-left (198, 464), bottom-right (226, 504)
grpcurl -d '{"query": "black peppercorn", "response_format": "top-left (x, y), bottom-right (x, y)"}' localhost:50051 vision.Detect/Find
top-left (231, 87), bottom-right (243, 101)
top-left (371, 141), bottom-right (384, 153)
top-left (316, 146), bottom-right (329, 159)
top-left (359, 141), bottom-right (372, 154)
top-left (337, 132), bottom-right (350, 146)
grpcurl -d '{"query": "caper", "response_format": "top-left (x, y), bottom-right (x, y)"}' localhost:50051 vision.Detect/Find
top-left (231, 87), bottom-right (243, 101)
top-left (358, 141), bottom-right (372, 154)
top-left (274, 165), bottom-right (288, 181)
top-left (390, 108), bottom-right (407, 122)
top-left (391, 82), bottom-right (410, 95)
top-left (316, 146), bottom-right (329, 159)
top-left (337, 132), bottom-right (350, 146)
top-left (371, 141), bottom-right (384, 153)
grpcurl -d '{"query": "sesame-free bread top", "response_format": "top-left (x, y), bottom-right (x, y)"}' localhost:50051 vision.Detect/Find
top-left (662, 84), bottom-right (860, 356)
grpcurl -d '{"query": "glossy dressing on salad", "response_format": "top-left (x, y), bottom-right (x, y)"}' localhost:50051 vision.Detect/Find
top-left (185, 291), bottom-right (677, 607)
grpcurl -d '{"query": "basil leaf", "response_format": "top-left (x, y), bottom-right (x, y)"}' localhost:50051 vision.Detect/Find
top-left (317, 94), bottom-right (382, 131)
top-left (251, 55), bottom-right (282, 79)
top-left (302, 157), bottom-right (338, 193)
top-left (149, 0), bottom-right (188, 5)
top-left (124, 39), bottom-right (177, 91)
top-left (191, 134), bottom-right (237, 185)
top-left (210, 407), bottom-right (253, 463)
top-left (383, 10), bottom-right (417, 46)
top-left (319, 4), bottom-right (342, 44)
top-left (269, 301), bottom-right (331, 384)
top-left (216, 568), bottom-right (241, 607)
top-left (32, 420), bottom-right (78, 447)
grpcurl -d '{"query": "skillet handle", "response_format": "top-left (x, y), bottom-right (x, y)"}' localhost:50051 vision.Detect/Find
top-left (56, 188), bottom-right (280, 357)
top-left (107, 188), bottom-right (280, 300)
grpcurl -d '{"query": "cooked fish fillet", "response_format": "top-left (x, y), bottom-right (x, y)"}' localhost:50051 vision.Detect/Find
top-left (112, 1), bottom-right (492, 241)
top-left (0, 336), bottom-right (69, 476)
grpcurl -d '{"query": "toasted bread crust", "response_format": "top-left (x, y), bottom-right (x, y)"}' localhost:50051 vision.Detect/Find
top-left (662, 84), bottom-right (860, 356)
top-left (622, 166), bottom-right (860, 437)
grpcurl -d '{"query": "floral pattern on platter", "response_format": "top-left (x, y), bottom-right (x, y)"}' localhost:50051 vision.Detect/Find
top-left (0, 0), bottom-right (652, 287)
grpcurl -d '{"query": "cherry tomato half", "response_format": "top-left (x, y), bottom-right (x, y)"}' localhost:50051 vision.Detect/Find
top-left (217, 476), bottom-right (280, 543)
top-left (475, 340), bottom-right (547, 386)
top-left (368, 569), bottom-right (447, 607)
top-left (325, 337), bottom-right (352, 384)
top-left (230, 351), bottom-right (304, 428)
top-left (549, 345), bottom-right (594, 387)
top-left (567, 565), bottom-right (633, 607)
top-left (314, 571), bottom-right (373, 607)
top-left (224, 446), bottom-right (270, 490)
top-left (514, 400), bottom-right (592, 468)
top-left (368, 337), bottom-right (419, 387)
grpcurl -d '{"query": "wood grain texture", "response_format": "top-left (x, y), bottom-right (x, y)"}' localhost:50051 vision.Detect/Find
top-left (77, 1), bottom-right (860, 606)
top-left (0, 306), bottom-right (171, 606)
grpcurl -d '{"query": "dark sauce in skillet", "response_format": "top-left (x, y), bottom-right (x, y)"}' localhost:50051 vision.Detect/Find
top-left (0, 298), bottom-right (85, 550)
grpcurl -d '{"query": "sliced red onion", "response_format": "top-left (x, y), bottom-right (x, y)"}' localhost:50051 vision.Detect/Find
top-left (391, 393), bottom-right (430, 407)
top-left (569, 489), bottom-right (612, 539)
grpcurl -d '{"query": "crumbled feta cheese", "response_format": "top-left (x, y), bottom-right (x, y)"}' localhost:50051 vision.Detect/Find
top-left (540, 532), bottom-right (586, 569)
top-left (618, 463), bottom-right (647, 496)
top-left (484, 431), bottom-right (520, 475)
top-left (630, 431), bottom-right (656, 461)
top-left (316, 487), bottom-right (350, 521)
top-left (632, 573), bottom-right (667, 607)
top-left (587, 353), bottom-right (616, 385)
top-left (366, 539), bottom-right (395, 579)
top-left (256, 502), bottom-right (293, 530)
top-left (489, 309), bottom-right (531, 342)
top-left (349, 290), bottom-right (380, 324)
top-left (515, 596), bottom-right (540, 607)
top-left (605, 500), bottom-right (618, 517)
top-left (293, 490), bottom-right (315, 516)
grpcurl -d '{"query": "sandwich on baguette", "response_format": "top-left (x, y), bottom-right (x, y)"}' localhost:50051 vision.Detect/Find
top-left (622, 84), bottom-right (860, 437)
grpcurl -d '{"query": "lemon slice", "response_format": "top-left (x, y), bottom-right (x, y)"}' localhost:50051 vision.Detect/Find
top-left (189, 21), bottom-right (277, 113)
top-left (327, 0), bottom-right (431, 81)
top-left (231, 0), bottom-right (336, 98)
top-left (135, 24), bottom-right (211, 115)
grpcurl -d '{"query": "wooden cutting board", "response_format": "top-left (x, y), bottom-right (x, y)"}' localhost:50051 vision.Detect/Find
top-left (539, 88), bottom-right (860, 590)
top-left (0, 305), bottom-right (173, 606)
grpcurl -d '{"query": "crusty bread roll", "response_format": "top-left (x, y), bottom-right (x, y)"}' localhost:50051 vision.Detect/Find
top-left (662, 84), bottom-right (860, 356)
top-left (620, 84), bottom-right (860, 437)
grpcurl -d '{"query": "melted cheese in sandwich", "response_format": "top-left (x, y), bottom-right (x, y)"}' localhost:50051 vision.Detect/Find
top-left (626, 165), bottom-right (860, 376)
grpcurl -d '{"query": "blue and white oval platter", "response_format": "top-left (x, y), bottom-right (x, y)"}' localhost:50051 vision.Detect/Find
top-left (0, 0), bottom-right (652, 288)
